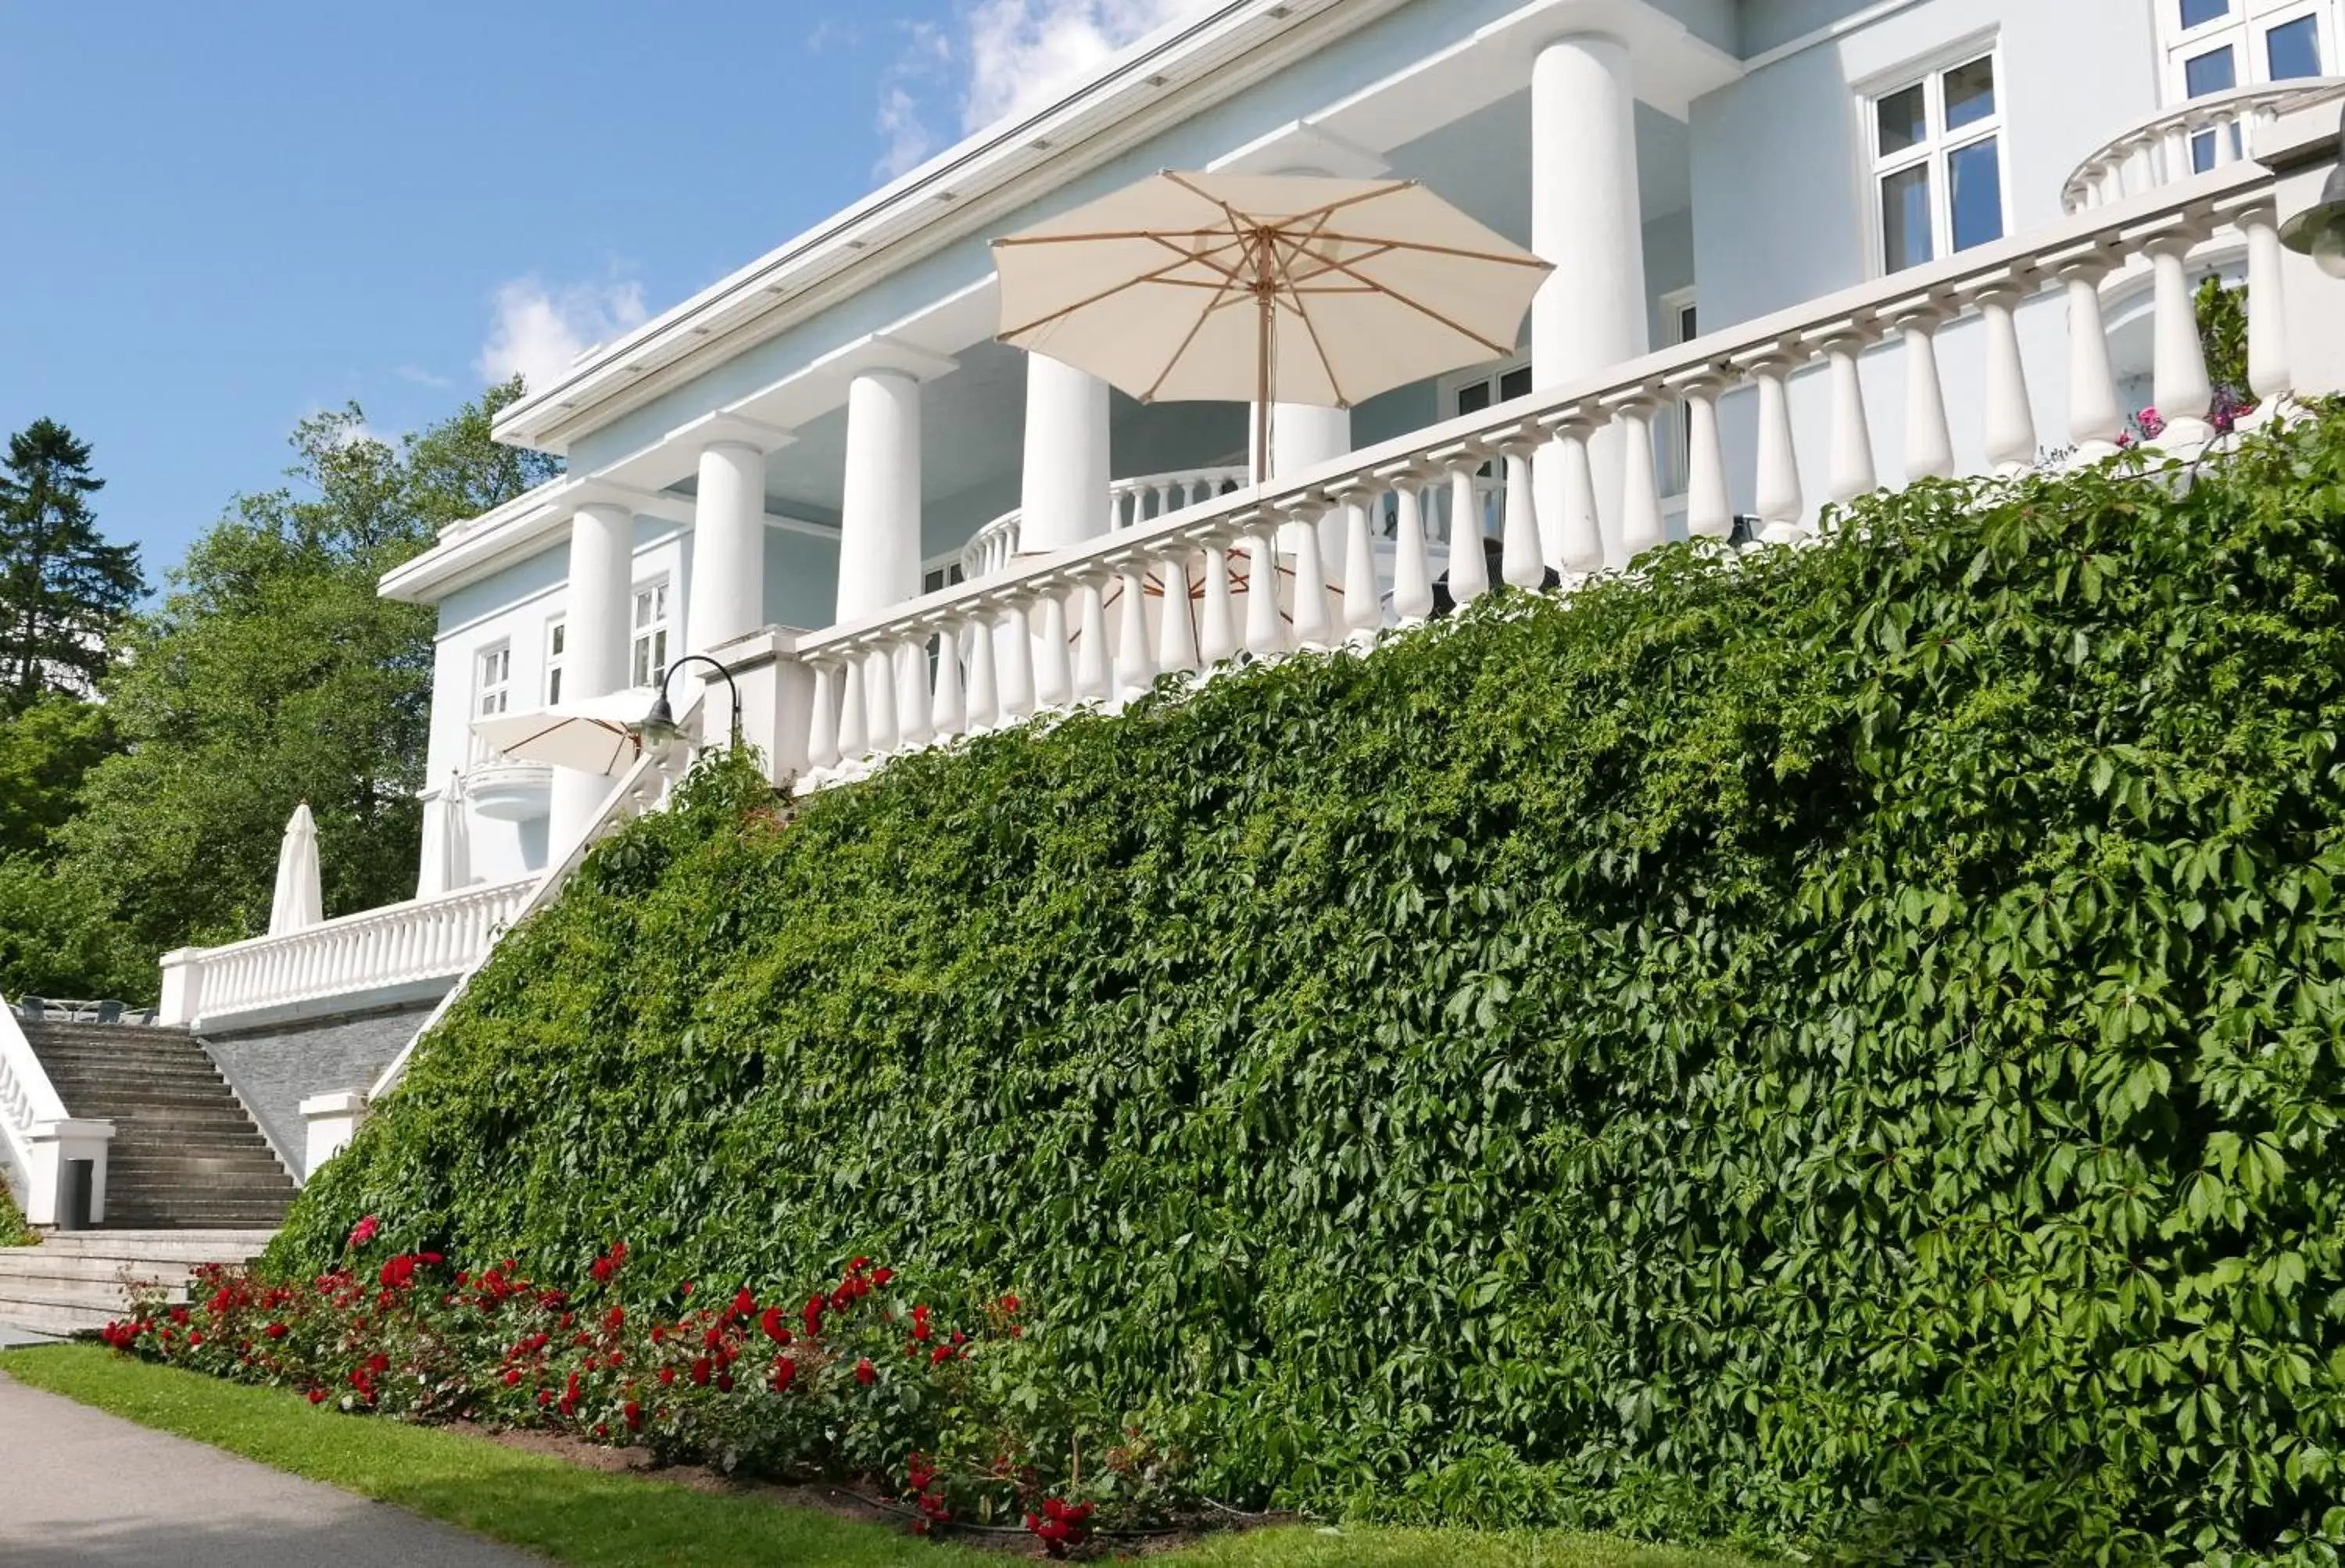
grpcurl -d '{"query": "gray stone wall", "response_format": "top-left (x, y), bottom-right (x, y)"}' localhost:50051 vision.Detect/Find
top-left (202, 1003), bottom-right (436, 1179)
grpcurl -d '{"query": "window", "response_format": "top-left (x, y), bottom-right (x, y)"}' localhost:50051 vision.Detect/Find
top-left (630, 581), bottom-right (670, 689)
top-left (1868, 49), bottom-right (2007, 274)
top-left (474, 643), bottom-right (511, 720)
top-left (2164, 1), bottom-right (2340, 167)
top-left (1659, 291), bottom-right (1699, 497)
top-left (1451, 359), bottom-right (1534, 420)
top-left (922, 561), bottom-right (966, 596)
top-left (543, 618), bottom-right (566, 707)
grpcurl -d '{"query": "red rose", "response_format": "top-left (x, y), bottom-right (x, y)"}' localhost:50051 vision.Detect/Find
top-left (801, 1295), bottom-right (825, 1338)
top-left (264, 1323), bottom-right (287, 1340)
top-left (689, 1357), bottom-right (712, 1387)
top-left (348, 1215), bottom-right (379, 1248)
top-left (732, 1287), bottom-right (755, 1318)
top-left (307, 1387), bottom-right (326, 1405)
top-left (504, 1369), bottom-right (521, 1387)
top-left (770, 1356), bottom-right (797, 1393)
top-left (624, 1401), bottom-right (642, 1428)
top-left (911, 1305), bottom-right (931, 1341)
top-left (658, 1366), bottom-right (675, 1387)
top-left (854, 1358), bottom-right (876, 1385)
top-left (759, 1305), bottom-right (790, 1344)
top-left (872, 1267), bottom-right (894, 1287)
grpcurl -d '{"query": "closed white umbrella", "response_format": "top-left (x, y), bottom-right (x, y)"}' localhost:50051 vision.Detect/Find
top-left (268, 802), bottom-right (324, 936)
top-left (441, 768), bottom-right (472, 892)
top-left (993, 171), bottom-right (1552, 482)
top-left (471, 691), bottom-right (650, 778)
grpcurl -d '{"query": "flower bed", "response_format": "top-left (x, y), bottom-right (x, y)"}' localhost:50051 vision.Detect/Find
top-left (99, 1218), bottom-right (1165, 1556)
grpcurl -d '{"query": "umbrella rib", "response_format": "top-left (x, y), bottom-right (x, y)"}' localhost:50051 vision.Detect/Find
top-left (1140, 239), bottom-right (1251, 403)
top-left (1281, 230), bottom-right (1521, 360)
top-left (997, 235), bottom-right (1244, 341)
top-left (1277, 230), bottom-right (1556, 270)
top-left (1268, 219), bottom-right (1349, 407)
top-left (1161, 170), bottom-right (1416, 232)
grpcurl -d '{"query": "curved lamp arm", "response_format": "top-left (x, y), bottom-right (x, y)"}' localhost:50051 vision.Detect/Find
top-left (642, 653), bottom-right (742, 747)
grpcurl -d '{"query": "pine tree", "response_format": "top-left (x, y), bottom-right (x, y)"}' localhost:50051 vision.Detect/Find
top-left (0, 418), bottom-right (145, 712)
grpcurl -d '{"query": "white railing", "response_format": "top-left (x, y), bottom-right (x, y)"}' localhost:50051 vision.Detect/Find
top-left (2064, 78), bottom-right (2345, 214)
top-left (960, 465), bottom-right (1253, 581)
top-left (0, 995), bottom-right (112, 1226)
top-left (792, 157), bottom-right (2297, 789)
top-left (159, 876), bottom-right (538, 1029)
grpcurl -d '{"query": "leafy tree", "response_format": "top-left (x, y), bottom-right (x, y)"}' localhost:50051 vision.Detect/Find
top-left (0, 694), bottom-right (113, 859)
top-left (0, 418), bottom-right (144, 711)
top-left (16, 380), bottom-right (554, 997)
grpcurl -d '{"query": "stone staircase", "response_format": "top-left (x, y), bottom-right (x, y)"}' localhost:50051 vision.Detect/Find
top-left (0, 1230), bottom-right (277, 1337)
top-left (20, 1019), bottom-right (297, 1230)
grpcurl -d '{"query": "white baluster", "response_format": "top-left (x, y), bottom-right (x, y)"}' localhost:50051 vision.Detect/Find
top-left (897, 639), bottom-right (933, 748)
top-left (1819, 328), bottom-right (1878, 510)
top-left (1244, 528), bottom-right (1287, 656)
top-left (2060, 256), bottom-right (2125, 458)
top-left (1500, 442), bottom-right (1544, 589)
top-left (865, 646), bottom-right (899, 757)
top-left (1445, 460), bottom-right (1490, 605)
top-left (1288, 510), bottom-right (1334, 647)
top-left (2240, 199), bottom-right (2292, 421)
top-left (2147, 231), bottom-right (2214, 448)
top-left (1034, 589), bottom-right (1072, 709)
top-left (1679, 374), bottom-right (1732, 540)
top-left (965, 614), bottom-right (1000, 730)
top-left (1895, 308), bottom-right (1957, 481)
top-left (1341, 493), bottom-right (1381, 637)
top-left (2211, 109), bottom-right (2240, 167)
top-left (1157, 551), bottom-right (1199, 674)
top-left (836, 652), bottom-right (868, 758)
top-left (998, 600), bottom-right (1036, 718)
top-left (1751, 351), bottom-right (1806, 545)
top-left (1615, 396), bottom-right (1666, 561)
top-left (1549, 420), bottom-right (1603, 575)
top-left (1075, 576), bottom-right (1114, 699)
top-left (1198, 539), bottom-right (1240, 664)
top-left (811, 660), bottom-right (843, 771)
top-left (1390, 478), bottom-right (1434, 625)
top-left (1116, 567), bottom-right (1155, 694)
top-left (930, 625), bottom-right (966, 739)
top-left (1974, 279), bottom-right (2039, 474)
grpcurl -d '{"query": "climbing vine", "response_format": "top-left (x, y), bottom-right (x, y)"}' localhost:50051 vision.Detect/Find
top-left (279, 411), bottom-right (2345, 1561)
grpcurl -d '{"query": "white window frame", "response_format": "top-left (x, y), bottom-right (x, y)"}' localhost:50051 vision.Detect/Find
top-left (1437, 353), bottom-right (1534, 422)
top-left (921, 554), bottom-right (967, 596)
top-left (542, 617), bottom-right (567, 707)
top-left (1659, 288), bottom-right (1699, 499)
top-left (1861, 38), bottom-right (2011, 277)
top-left (2161, 0), bottom-right (2340, 104)
top-left (629, 578), bottom-right (671, 690)
top-left (472, 640), bottom-right (512, 763)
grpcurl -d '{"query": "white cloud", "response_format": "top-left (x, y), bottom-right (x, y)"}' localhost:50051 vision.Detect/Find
top-left (873, 20), bottom-right (954, 179)
top-left (475, 277), bottom-right (650, 393)
top-left (960, 0), bottom-right (1211, 132)
top-left (394, 364), bottom-right (453, 389)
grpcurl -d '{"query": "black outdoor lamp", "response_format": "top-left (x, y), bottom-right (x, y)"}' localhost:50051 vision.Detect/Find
top-left (2281, 103), bottom-right (2345, 280)
top-left (641, 653), bottom-right (743, 747)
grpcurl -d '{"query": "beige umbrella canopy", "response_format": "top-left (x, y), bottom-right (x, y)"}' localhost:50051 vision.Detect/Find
top-left (993, 171), bottom-right (1552, 483)
top-left (471, 692), bottom-right (650, 779)
top-left (268, 802), bottom-right (323, 936)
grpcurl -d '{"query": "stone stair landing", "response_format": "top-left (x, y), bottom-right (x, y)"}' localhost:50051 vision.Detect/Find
top-left (0, 1230), bottom-right (276, 1337)
top-left (20, 1019), bottom-right (297, 1230)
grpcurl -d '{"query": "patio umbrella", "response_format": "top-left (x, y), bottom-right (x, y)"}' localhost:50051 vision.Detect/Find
top-left (993, 171), bottom-right (1552, 483)
top-left (440, 768), bottom-right (472, 892)
top-left (471, 690), bottom-right (649, 778)
top-left (268, 802), bottom-right (323, 936)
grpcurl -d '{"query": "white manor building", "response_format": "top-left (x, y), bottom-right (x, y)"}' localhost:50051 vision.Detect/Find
top-left (14, 0), bottom-right (2345, 1223)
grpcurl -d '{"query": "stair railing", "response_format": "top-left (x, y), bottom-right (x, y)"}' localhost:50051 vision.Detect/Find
top-left (0, 997), bottom-right (116, 1226)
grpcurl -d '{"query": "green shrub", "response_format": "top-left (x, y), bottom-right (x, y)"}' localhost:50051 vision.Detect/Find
top-left (0, 1185), bottom-right (35, 1247)
top-left (277, 412), bottom-right (2345, 1562)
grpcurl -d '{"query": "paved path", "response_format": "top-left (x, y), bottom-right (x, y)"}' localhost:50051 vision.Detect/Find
top-left (0, 1369), bottom-right (544, 1567)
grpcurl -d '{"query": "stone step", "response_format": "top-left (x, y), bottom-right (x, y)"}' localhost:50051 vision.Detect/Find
top-left (0, 1279), bottom-right (160, 1315)
top-left (0, 1253), bottom-right (203, 1289)
top-left (0, 1299), bottom-right (116, 1337)
top-left (33, 1230), bottom-right (274, 1260)
top-left (98, 1204), bottom-right (293, 1226)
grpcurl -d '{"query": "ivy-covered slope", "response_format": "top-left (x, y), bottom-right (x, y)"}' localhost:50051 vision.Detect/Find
top-left (279, 415), bottom-right (2345, 1561)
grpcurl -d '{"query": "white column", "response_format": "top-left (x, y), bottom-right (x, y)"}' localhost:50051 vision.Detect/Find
top-left (2061, 260), bottom-right (2125, 458)
top-left (1020, 356), bottom-right (1111, 553)
top-left (2239, 199), bottom-right (2293, 418)
top-left (1750, 356), bottom-right (1806, 545)
top-left (1680, 377), bottom-right (1732, 541)
top-left (1974, 282), bottom-right (2039, 474)
top-left (1616, 397), bottom-right (1667, 560)
top-left (550, 499), bottom-right (634, 849)
top-left (2147, 233), bottom-right (2215, 448)
top-left (1821, 331), bottom-right (1878, 509)
top-left (836, 368), bottom-right (923, 621)
top-left (687, 440), bottom-right (767, 656)
top-left (1532, 30), bottom-right (1648, 567)
top-left (1895, 309), bottom-right (1957, 482)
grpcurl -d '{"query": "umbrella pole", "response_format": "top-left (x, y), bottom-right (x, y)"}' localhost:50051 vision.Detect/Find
top-left (1253, 229), bottom-right (1273, 490)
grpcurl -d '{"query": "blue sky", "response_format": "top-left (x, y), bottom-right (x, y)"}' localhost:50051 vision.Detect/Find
top-left (0, 0), bottom-right (1198, 586)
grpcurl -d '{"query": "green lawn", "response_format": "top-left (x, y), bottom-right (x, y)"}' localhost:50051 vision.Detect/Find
top-left (1, 1344), bottom-right (1752, 1567)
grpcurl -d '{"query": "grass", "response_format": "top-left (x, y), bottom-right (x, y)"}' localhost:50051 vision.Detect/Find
top-left (0, 1344), bottom-right (1752, 1567)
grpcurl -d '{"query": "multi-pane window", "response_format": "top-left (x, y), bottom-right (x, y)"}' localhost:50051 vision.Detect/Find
top-left (630, 581), bottom-right (670, 689)
top-left (474, 643), bottom-right (511, 720)
top-left (1660, 292), bottom-right (1698, 496)
top-left (2164, 0), bottom-right (2338, 169)
top-left (1871, 50), bottom-right (2007, 274)
top-left (543, 618), bottom-right (567, 707)
top-left (1452, 360), bottom-right (1534, 420)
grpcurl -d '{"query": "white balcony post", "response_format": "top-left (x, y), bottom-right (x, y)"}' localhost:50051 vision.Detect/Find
top-left (2239, 198), bottom-right (2293, 416)
top-left (837, 657), bottom-right (869, 761)
top-left (1340, 493), bottom-right (1381, 637)
top-left (998, 600), bottom-right (1037, 718)
top-left (1678, 374), bottom-right (1733, 541)
top-left (1198, 541), bottom-right (1241, 664)
top-left (1614, 395), bottom-right (1667, 560)
top-left (965, 615), bottom-right (1001, 730)
top-left (157, 948), bottom-right (202, 1028)
top-left (1157, 553), bottom-right (1201, 674)
top-left (929, 625), bottom-right (966, 738)
top-left (1548, 418), bottom-right (1604, 575)
top-left (1749, 351), bottom-right (1806, 545)
top-left (1287, 509), bottom-right (1334, 648)
top-left (807, 661), bottom-right (841, 771)
top-left (837, 368), bottom-right (924, 621)
top-left (2060, 256), bottom-right (2126, 458)
top-left (1893, 306), bottom-right (1957, 481)
top-left (2146, 231), bottom-right (2216, 448)
top-left (1034, 590), bottom-right (1074, 707)
top-left (1973, 278), bottom-right (2040, 474)
top-left (1533, 30), bottom-right (1648, 568)
top-left (1496, 443), bottom-right (1542, 589)
top-left (1244, 528), bottom-right (1287, 655)
top-left (1390, 478), bottom-right (1435, 624)
top-left (1075, 577), bottom-right (1115, 700)
top-left (897, 639), bottom-right (933, 748)
top-left (551, 498), bottom-right (635, 850)
top-left (1821, 328), bottom-right (1880, 509)
top-left (865, 646), bottom-right (899, 756)
top-left (1021, 356), bottom-right (1112, 553)
top-left (1115, 567), bottom-right (1155, 695)
top-left (1444, 460), bottom-right (1491, 605)
top-left (300, 1091), bottom-right (366, 1178)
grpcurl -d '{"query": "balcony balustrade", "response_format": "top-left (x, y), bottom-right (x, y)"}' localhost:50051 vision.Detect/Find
top-left (783, 156), bottom-right (2300, 793)
top-left (960, 465), bottom-right (1253, 582)
top-left (2064, 78), bottom-right (2345, 215)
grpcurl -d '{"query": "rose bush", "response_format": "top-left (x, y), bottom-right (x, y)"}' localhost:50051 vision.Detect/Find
top-left (102, 1225), bottom-right (1169, 1552)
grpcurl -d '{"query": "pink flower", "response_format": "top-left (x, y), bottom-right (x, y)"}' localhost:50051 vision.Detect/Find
top-left (347, 1215), bottom-right (379, 1249)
